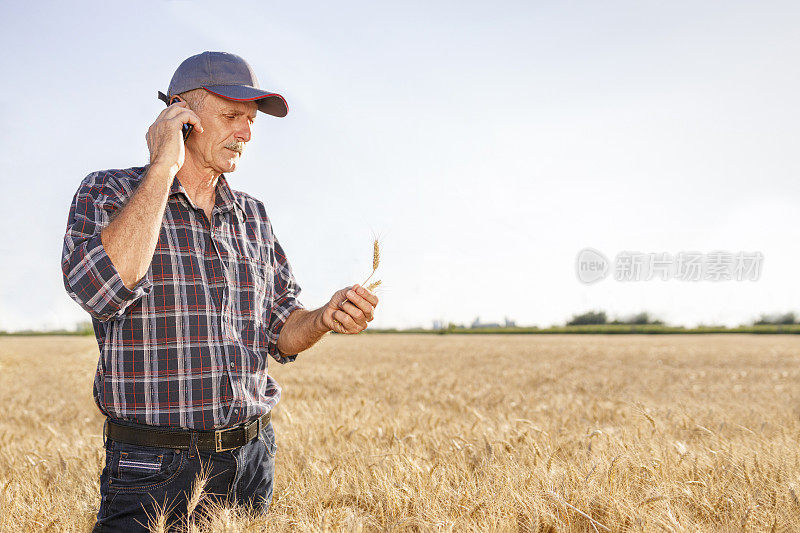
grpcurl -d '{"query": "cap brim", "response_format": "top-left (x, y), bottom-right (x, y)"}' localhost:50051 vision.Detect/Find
top-left (202, 85), bottom-right (288, 118)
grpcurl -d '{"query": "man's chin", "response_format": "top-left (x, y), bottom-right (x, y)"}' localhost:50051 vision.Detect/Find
top-left (216, 157), bottom-right (240, 173)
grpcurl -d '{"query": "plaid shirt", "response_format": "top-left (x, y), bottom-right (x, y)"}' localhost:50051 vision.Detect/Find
top-left (62, 165), bottom-right (304, 430)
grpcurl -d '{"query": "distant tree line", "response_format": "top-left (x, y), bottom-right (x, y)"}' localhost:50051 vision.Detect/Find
top-left (566, 311), bottom-right (663, 326)
top-left (566, 310), bottom-right (798, 327)
top-left (754, 312), bottom-right (797, 325)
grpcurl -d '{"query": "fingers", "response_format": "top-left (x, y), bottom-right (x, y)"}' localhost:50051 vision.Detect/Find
top-left (339, 290), bottom-right (374, 323)
top-left (328, 284), bottom-right (380, 335)
top-left (331, 318), bottom-right (347, 334)
top-left (164, 106), bottom-right (203, 133)
top-left (353, 284), bottom-right (379, 307)
top-left (161, 100), bottom-right (188, 116)
top-left (154, 102), bottom-right (203, 131)
top-left (155, 101), bottom-right (188, 123)
top-left (339, 300), bottom-right (368, 327)
top-left (344, 285), bottom-right (378, 310)
top-left (332, 309), bottom-right (360, 334)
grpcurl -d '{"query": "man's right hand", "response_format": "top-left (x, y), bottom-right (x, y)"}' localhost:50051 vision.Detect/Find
top-left (145, 100), bottom-right (203, 178)
top-left (100, 101), bottom-right (203, 290)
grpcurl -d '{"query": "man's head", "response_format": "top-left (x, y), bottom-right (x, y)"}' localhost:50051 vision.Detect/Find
top-left (177, 88), bottom-right (258, 174)
top-left (158, 51), bottom-right (287, 174)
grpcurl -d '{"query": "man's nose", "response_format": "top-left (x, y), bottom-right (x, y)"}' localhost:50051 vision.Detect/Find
top-left (235, 120), bottom-right (252, 143)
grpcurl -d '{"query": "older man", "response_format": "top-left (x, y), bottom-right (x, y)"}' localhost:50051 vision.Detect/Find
top-left (61, 51), bottom-right (378, 531)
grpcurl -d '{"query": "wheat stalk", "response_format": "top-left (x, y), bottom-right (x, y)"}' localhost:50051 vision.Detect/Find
top-left (333, 238), bottom-right (382, 333)
top-left (186, 468), bottom-right (209, 528)
top-left (145, 495), bottom-right (173, 533)
top-left (361, 238), bottom-right (381, 290)
top-left (170, 458), bottom-right (211, 533)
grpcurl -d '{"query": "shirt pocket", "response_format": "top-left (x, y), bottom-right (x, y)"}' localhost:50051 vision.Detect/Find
top-left (232, 252), bottom-right (273, 349)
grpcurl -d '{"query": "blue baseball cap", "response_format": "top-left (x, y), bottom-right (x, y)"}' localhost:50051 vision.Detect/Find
top-left (158, 51), bottom-right (288, 117)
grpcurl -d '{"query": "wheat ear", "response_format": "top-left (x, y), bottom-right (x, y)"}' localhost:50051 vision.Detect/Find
top-left (362, 238), bottom-right (380, 287)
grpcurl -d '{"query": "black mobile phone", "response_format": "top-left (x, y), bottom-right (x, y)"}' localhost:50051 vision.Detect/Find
top-left (169, 96), bottom-right (194, 142)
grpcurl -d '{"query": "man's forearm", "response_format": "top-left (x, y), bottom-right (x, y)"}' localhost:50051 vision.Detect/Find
top-left (102, 164), bottom-right (173, 290)
top-left (276, 308), bottom-right (331, 356)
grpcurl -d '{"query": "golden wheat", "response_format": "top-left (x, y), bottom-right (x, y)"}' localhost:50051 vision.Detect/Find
top-left (361, 237), bottom-right (381, 289)
top-left (184, 459), bottom-right (210, 532)
top-left (1, 334), bottom-right (799, 531)
top-left (334, 238), bottom-right (382, 332)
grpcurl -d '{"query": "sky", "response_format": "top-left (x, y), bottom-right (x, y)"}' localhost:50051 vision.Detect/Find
top-left (0, 0), bottom-right (798, 331)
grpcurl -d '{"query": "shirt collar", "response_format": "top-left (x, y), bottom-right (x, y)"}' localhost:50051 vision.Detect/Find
top-left (163, 170), bottom-right (249, 223)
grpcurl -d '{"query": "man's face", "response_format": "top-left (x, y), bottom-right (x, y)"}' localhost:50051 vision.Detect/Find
top-left (186, 92), bottom-right (258, 174)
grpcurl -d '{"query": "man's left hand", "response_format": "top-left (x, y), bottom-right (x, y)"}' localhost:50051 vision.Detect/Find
top-left (321, 284), bottom-right (379, 334)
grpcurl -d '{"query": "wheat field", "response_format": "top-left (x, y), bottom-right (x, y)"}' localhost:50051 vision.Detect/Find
top-left (1, 334), bottom-right (799, 531)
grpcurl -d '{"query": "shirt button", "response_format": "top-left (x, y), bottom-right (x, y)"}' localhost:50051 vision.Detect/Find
top-left (229, 362), bottom-right (234, 368)
top-left (234, 408), bottom-right (239, 414)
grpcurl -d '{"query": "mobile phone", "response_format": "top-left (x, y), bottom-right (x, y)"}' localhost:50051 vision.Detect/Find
top-left (169, 96), bottom-right (194, 142)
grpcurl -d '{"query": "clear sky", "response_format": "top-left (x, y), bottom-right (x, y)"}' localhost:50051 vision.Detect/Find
top-left (0, 0), bottom-right (798, 331)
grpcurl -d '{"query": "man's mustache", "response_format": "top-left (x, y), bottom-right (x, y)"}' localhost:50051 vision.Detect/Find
top-left (224, 142), bottom-right (245, 154)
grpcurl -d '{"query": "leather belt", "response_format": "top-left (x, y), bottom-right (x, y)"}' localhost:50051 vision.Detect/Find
top-left (105, 412), bottom-right (271, 452)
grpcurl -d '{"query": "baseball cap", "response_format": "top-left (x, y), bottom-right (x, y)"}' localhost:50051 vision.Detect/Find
top-left (157, 51), bottom-right (288, 117)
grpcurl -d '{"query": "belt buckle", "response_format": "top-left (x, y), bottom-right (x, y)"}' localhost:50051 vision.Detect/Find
top-left (214, 428), bottom-right (237, 452)
top-left (240, 416), bottom-right (259, 444)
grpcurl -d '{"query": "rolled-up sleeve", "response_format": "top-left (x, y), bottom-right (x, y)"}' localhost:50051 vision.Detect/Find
top-left (61, 173), bottom-right (152, 322)
top-left (264, 231), bottom-right (305, 364)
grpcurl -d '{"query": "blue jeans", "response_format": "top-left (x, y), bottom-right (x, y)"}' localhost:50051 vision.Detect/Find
top-left (92, 418), bottom-right (277, 532)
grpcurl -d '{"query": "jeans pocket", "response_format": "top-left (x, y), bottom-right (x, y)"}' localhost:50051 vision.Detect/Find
top-left (108, 441), bottom-right (186, 492)
top-left (259, 422), bottom-right (277, 458)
